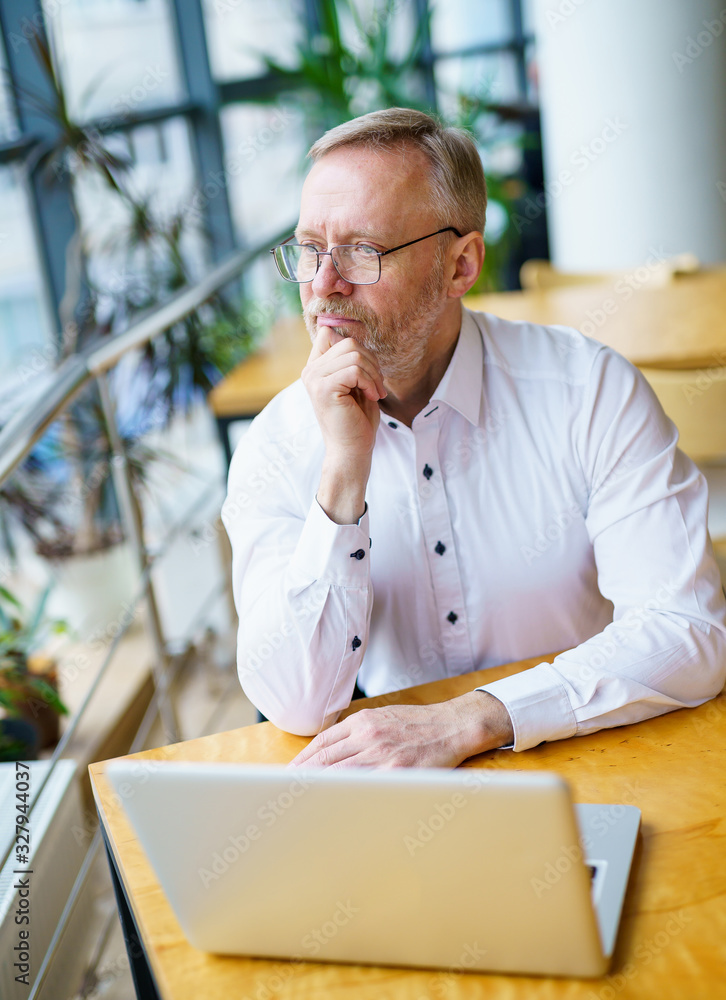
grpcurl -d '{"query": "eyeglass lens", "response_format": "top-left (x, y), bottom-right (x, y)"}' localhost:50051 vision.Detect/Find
top-left (275, 244), bottom-right (381, 284)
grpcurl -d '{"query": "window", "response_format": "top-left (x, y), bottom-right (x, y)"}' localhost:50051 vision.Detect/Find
top-left (0, 0), bottom-right (540, 398)
top-left (0, 163), bottom-right (55, 397)
top-left (42, 0), bottom-right (183, 122)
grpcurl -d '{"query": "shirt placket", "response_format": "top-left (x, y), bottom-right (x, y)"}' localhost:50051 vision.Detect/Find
top-left (413, 407), bottom-right (475, 676)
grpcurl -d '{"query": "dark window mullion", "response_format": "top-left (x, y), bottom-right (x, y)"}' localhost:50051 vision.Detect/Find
top-left (168, 0), bottom-right (235, 262)
top-left (415, 0), bottom-right (437, 110)
top-left (0, 0), bottom-right (81, 344)
top-left (510, 0), bottom-right (529, 100)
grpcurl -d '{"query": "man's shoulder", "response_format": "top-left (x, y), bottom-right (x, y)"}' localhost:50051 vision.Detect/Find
top-left (465, 308), bottom-right (609, 387)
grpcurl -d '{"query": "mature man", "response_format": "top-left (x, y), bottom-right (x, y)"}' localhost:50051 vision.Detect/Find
top-left (221, 108), bottom-right (726, 768)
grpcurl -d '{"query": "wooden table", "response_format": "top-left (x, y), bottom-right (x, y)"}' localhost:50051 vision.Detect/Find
top-left (207, 269), bottom-right (726, 462)
top-left (89, 653), bottom-right (726, 1000)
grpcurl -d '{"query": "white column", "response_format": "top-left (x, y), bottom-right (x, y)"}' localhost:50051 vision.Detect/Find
top-left (532, 0), bottom-right (726, 270)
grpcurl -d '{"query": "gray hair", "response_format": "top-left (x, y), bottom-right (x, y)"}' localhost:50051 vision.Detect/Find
top-left (308, 107), bottom-right (487, 236)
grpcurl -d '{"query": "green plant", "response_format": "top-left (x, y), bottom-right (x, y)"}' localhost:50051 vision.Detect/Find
top-left (0, 585), bottom-right (69, 719)
top-left (258, 0), bottom-right (432, 131)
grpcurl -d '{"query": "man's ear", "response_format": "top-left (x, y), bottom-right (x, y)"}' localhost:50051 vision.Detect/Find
top-left (447, 232), bottom-right (485, 298)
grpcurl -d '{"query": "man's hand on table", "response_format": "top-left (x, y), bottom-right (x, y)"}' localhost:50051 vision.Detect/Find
top-left (289, 691), bottom-right (514, 769)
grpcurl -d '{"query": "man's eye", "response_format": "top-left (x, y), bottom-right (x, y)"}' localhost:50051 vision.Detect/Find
top-left (299, 244), bottom-right (320, 254)
top-left (355, 245), bottom-right (379, 256)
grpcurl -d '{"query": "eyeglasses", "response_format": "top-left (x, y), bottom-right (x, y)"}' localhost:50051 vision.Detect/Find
top-left (269, 227), bottom-right (462, 285)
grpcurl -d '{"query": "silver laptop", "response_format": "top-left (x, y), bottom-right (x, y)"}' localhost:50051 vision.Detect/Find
top-left (104, 762), bottom-right (640, 978)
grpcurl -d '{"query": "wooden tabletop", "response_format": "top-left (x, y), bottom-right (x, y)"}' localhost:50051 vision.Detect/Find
top-left (208, 268), bottom-right (726, 418)
top-left (466, 265), bottom-right (726, 371)
top-left (89, 653), bottom-right (726, 1000)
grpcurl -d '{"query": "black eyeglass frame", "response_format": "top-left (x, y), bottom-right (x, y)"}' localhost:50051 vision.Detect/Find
top-left (269, 226), bottom-right (463, 285)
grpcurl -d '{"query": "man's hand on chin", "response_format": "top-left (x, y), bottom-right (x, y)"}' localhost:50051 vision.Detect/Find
top-left (289, 691), bottom-right (514, 769)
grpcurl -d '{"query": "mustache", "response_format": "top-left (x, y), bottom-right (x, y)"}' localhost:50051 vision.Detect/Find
top-left (303, 297), bottom-right (376, 325)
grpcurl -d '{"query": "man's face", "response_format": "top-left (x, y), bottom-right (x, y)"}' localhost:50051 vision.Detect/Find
top-left (297, 144), bottom-right (450, 381)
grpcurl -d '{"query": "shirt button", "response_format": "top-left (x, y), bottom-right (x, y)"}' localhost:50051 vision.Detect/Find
top-left (350, 549), bottom-right (366, 560)
top-left (423, 464), bottom-right (433, 480)
top-left (435, 541), bottom-right (446, 555)
top-left (352, 635), bottom-right (362, 650)
top-left (447, 611), bottom-right (458, 624)
top-left (388, 421), bottom-right (398, 429)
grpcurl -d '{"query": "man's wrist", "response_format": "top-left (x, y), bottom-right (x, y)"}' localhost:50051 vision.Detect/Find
top-left (317, 454), bottom-right (370, 524)
top-left (454, 690), bottom-right (514, 758)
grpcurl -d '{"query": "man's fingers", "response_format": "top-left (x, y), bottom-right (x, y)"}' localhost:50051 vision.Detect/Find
top-left (324, 366), bottom-right (383, 403)
top-left (308, 334), bottom-right (386, 397)
top-left (307, 325), bottom-right (345, 363)
top-left (304, 351), bottom-right (386, 402)
top-left (290, 722), bottom-right (349, 766)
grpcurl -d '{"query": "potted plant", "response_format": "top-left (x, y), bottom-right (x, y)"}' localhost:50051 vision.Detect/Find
top-left (0, 584), bottom-right (69, 761)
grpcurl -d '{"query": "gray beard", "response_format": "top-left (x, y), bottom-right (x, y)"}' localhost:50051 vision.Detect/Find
top-left (303, 262), bottom-right (447, 382)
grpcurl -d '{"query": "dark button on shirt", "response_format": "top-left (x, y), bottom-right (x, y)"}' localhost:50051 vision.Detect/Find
top-left (351, 635), bottom-right (362, 650)
top-left (435, 541), bottom-right (446, 555)
top-left (423, 464), bottom-right (433, 480)
top-left (350, 549), bottom-right (366, 560)
top-left (447, 611), bottom-right (458, 624)
top-left (388, 421), bottom-right (398, 429)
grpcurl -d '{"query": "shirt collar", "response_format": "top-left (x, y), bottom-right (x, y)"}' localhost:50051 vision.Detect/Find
top-left (429, 306), bottom-right (483, 427)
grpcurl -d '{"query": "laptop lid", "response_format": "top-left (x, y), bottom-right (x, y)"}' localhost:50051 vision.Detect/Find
top-left (104, 762), bottom-right (633, 978)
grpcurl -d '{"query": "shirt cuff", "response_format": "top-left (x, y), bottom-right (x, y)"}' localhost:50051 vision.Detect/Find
top-left (288, 497), bottom-right (371, 588)
top-left (477, 662), bottom-right (578, 752)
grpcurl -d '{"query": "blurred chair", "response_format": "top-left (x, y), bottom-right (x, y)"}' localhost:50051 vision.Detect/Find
top-left (519, 252), bottom-right (700, 291)
top-left (639, 365), bottom-right (726, 587)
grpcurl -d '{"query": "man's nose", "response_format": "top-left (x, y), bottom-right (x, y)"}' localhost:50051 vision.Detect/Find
top-left (310, 252), bottom-right (353, 298)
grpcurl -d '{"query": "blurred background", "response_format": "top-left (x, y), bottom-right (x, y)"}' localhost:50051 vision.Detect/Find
top-left (0, 1), bottom-right (725, 997)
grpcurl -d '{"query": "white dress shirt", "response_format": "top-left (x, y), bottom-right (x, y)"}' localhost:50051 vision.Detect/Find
top-left (222, 307), bottom-right (726, 750)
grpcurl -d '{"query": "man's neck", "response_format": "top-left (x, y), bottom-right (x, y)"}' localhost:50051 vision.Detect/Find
top-left (379, 300), bottom-right (462, 427)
